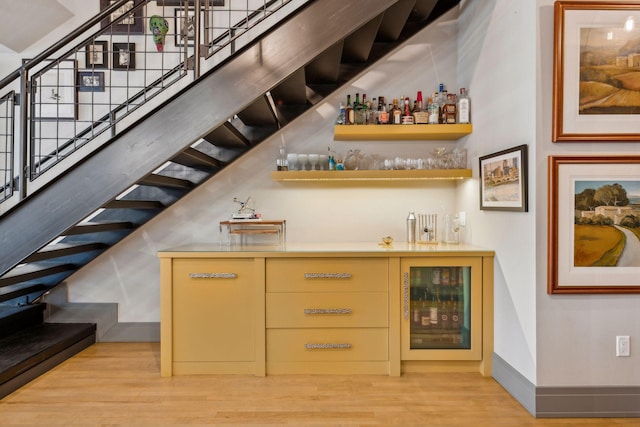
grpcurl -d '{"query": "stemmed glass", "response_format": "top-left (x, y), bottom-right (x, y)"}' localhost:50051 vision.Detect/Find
top-left (308, 154), bottom-right (320, 171)
top-left (297, 154), bottom-right (308, 171)
top-left (286, 153), bottom-right (298, 171)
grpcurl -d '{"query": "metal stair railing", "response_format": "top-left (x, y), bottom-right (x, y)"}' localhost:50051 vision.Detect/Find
top-left (0, 0), bottom-right (305, 212)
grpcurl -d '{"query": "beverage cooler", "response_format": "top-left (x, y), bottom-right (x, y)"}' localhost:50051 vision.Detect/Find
top-left (401, 257), bottom-right (483, 361)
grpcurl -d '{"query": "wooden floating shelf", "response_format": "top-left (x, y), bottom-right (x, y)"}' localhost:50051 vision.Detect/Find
top-left (333, 124), bottom-right (473, 141)
top-left (271, 169), bottom-right (472, 181)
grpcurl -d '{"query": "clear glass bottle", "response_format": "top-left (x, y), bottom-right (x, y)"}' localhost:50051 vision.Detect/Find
top-left (345, 94), bottom-right (354, 125)
top-left (335, 101), bottom-right (346, 125)
top-left (276, 142), bottom-right (288, 171)
top-left (457, 87), bottom-right (471, 124)
top-left (427, 95), bottom-right (439, 125)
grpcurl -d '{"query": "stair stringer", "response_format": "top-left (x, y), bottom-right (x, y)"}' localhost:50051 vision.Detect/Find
top-left (0, 0), bottom-right (398, 276)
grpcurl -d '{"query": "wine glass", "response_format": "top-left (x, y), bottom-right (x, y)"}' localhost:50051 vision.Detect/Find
top-left (286, 153), bottom-right (298, 171)
top-left (297, 154), bottom-right (308, 171)
top-left (308, 154), bottom-right (320, 171)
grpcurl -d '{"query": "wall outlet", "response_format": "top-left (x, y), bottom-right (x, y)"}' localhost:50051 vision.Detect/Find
top-left (459, 211), bottom-right (466, 227)
top-left (616, 335), bottom-right (630, 357)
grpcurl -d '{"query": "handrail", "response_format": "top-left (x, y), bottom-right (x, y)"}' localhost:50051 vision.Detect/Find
top-left (0, 0), bottom-right (304, 209)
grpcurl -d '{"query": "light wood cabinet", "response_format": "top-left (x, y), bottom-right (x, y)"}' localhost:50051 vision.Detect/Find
top-left (159, 243), bottom-right (493, 377)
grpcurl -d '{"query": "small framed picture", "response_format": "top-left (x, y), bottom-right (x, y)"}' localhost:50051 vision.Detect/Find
top-left (78, 71), bottom-right (105, 92)
top-left (175, 8), bottom-right (200, 47)
top-left (479, 144), bottom-right (528, 212)
top-left (112, 43), bottom-right (136, 70)
top-left (100, 0), bottom-right (144, 34)
top-left (85, 41), bottom-right (108, 69)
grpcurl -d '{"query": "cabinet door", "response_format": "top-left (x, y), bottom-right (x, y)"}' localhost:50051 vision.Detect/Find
top-left (400, 257), bottom-right (483, 361)
top-left (172, 258), bottom-right (256, 362)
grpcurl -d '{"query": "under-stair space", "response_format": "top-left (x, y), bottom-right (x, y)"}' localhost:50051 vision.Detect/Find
top-left (0, 0), bottom-right (460, 396)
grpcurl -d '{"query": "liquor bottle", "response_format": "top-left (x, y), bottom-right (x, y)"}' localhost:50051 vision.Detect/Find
top-left (369, 97), bottom-right (377, 125)
top-left (438, 289), bottom-right (449, 329)
top-left (457, 88), bottom-right (471, 124)
top-left (345, 94), bottom-right (354, 125)
top-left (444, 92), bottom-right (457, 124)
top-left (401, 97), bottom-right (414, 125)
top-left (392, 99), bottom-right (402, 124)
top-left (451, 294), bottom-right (461, 330)
top-left (420, 289), bottom-right (431, 328)
top-left (438, 86), bottom-right (448, 124)
top-left (276, 142), bottom-right (288, 171)
top-left (354, 93), bottom-right (363, 125)
top-left (413, 91), bottom-right (429, 124)
top-left (429, 287), bottom-right (438, 326)
top-left (377, 96), bottom-right (389, 124)
top-left (328, 147), bottom-right (336, 171)
top-left (355, 93), bottom-right (367, 125)
top-left (335, 102), bottom-right (346, 125)
top-left (427, 95), bottom-right (439, 125)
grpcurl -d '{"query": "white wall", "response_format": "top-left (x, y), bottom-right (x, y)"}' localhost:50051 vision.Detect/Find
top-left (457, 0), bottom-right (538, 383)
top-left (536, 0), bottom-right (640, 387)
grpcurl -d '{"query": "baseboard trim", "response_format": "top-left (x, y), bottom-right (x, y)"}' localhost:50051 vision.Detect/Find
top-left (493, 353), bottom-right (640, 418)
top-left (492, 353), bottom-right (536, 416)
top-left (100, 322), bottom-right (160, 342)
top-left (536, 386), bottom-right (640, 418)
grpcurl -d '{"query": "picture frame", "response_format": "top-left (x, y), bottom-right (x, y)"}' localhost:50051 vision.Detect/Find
top-left (78, 71), bottom-right (106, 92)
top-left (174, 8), bottom-right (200, 47)
top-left (32, 59), bottom-right (77, 120)
top-left (100, 0), bottom-right (144, 35)
top-left (479, 144), bottom-right (528, 212)
top-left (112, 43), bottom-right (136, 70)
top-left (552, 1), bottom-right (640, 142)
top-left (156, 0), bottom-right (224, 5)
top-left (548, 155), bottom-right (640, 294)
top-left (85, 41), bottom-right (108, 69)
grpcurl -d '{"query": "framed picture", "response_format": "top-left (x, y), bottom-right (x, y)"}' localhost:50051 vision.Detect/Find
top-left (174, 8), bottom-right (201, 46)
top-left (112, 43), bottom-right (136, 70)
top-left (78, 71), bottom-right (105, 92)
top-left (85, 41), bottom-right (108, 69)
top-left (553, 1), bottom-right (640, 142)
top-left (32, 59), bottom-right (77, 120)
top-left (156, 1), bottom-right (224, 6)
top-left (100, 0), bottom-right (144, 34)
top-left (479, 145), bottom-right (528, 212)
top-left (548, 155), bottom-right (640, 294)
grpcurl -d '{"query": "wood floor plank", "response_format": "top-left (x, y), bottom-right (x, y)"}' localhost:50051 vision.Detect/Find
top-left (0, 343), bottom-right (637, 426)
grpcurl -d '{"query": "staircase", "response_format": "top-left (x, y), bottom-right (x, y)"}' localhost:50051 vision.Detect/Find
top-left (0, 0), bottom-right (459, 397)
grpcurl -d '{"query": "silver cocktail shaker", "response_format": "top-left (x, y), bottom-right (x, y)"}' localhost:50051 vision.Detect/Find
top-left (407, 211), bottom-right (416, 243)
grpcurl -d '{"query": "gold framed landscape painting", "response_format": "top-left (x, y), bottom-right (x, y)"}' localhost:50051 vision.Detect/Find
top-left (548, 155), bottom-right (640, 294)
top-left (553, 1), bottom-right (640, 141)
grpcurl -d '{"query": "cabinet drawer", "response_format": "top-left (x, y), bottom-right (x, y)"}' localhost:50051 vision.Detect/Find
top-left (172, 258), bottom-right (257, 362)
top-left (267, 328), bottom-right (388, 362)
top-left (266, 292), bottom-right (388, 328)
top-left (266, 258), bottom-right (388, 292)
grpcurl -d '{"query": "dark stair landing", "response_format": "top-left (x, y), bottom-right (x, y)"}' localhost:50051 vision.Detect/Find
top-left (0, 304), bottom-right (96, 400)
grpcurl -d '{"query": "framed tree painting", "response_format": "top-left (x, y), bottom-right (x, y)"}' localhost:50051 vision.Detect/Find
top-left (553, 1), bottom-right (640, 141)
top-left (548, 155), bottom-right (640, 294)
top-left (479, 145), bottom-right (528, 212)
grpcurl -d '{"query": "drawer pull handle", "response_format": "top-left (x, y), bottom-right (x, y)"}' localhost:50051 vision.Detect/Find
top-left (303, 308), bottom-right (352, 315)
top-left (304, 343), bottom-right (352, 350)
top-left (403, 272), bottom-right (409, 320)
top-left (304, 273), bottom-right (352, 279)
top-left (189, 273), bottom-right (237, 279)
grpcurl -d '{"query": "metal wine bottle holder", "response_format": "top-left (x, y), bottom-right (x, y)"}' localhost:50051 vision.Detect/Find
top-left (417, 213), bottom-right (438, 244)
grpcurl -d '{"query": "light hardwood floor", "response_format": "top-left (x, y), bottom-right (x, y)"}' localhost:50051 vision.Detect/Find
top-left (0, 343), bottom-right (637, 426)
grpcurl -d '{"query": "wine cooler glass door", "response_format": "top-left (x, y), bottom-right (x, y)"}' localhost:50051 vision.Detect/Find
top-left (408, 266), bottom-right (470, 350)
top-left (401, 257), bottom-right (483, 361)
